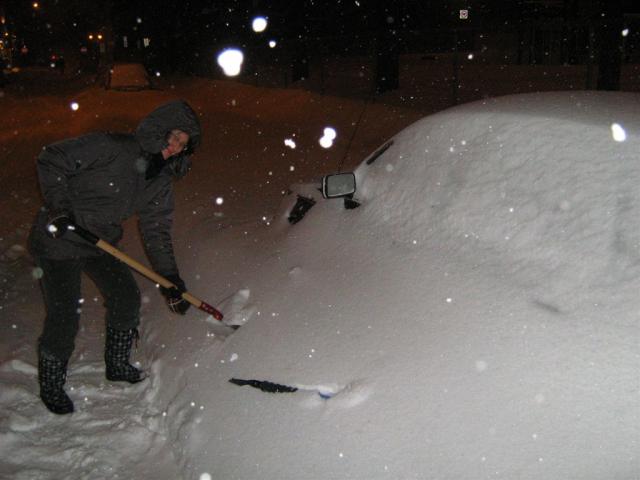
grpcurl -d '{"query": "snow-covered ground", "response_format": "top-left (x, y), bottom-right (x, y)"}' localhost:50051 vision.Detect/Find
top-left (0, 71), bottom-right (421, 479)
top-left (1, 69), bottom-right (639, 480)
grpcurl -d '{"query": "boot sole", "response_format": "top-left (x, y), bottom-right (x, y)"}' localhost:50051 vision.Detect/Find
top-left (41, 397), bottom-right (74, 415)
top-left (106, 373), bottom-right (147, 384)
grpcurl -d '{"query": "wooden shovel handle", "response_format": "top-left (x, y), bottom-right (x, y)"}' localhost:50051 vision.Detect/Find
top-left (70, 224), bottom-right (224, 320)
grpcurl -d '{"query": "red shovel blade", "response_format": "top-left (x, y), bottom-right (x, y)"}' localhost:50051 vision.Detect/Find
top-left (199, 301), bottom-right (224, 321)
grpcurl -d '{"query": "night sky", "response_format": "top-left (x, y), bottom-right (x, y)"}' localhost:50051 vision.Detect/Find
top-left (1, 0), bottom-right (640, 87)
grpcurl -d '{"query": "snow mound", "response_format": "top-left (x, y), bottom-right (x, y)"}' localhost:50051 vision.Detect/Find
top-left (216, 288), bottom-right (256, 326)
top-left (356, 91), bottom-right (640, 307)
top-left (161, 92), bottom-right (639, 479)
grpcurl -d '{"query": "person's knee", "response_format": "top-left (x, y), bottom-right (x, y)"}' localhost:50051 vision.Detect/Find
top-left (120, 284), bottom-right (141, 312)
top-left (105, 285), bottom-right (141, 330)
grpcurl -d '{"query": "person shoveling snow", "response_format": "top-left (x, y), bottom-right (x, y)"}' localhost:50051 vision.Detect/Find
top-left (28, 100), bottom-right (208, 415)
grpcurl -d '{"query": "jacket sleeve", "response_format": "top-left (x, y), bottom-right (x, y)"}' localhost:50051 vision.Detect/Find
top-left (36, 133), bottom-right (107, 215)
top-left (138, 178), bottom-right (179, 277)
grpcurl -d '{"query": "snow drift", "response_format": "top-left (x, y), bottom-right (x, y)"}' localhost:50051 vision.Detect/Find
top-left (356, 91), bottom-right (640, 312)
top-left (148, 91), bottom-right (639, 479)
top-left (2, 89), bottom-right (638, 479)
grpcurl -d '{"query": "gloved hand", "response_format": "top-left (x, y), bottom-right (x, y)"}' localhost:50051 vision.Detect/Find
top-left (159, 274), bottom-right (190, 315)
top-left (45, 212), bottom-right (74, 239)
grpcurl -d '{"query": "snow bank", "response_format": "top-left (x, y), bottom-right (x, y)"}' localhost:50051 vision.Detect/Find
top-left (356, 91), bottom-right (640, 311)
top-left (148, 91), bottom-right (639, 479)
top-left (0, 74), bottom-right (424, 479)
top-left (2, 84), bottom-right (638, 479)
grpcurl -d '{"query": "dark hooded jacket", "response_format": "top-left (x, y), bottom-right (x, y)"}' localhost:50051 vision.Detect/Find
top-left (28, 100), bottom-right (201, 276)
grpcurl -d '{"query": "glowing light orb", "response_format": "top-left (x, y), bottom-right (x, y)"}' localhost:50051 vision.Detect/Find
top-left (70, 102), bottom-right (79, 111)
top-left (217, 48), bottom-right (244, 77)
top-left (319, 127), bottom-right (337, 148)
top-left (319, 136), bottom-right (333, 149)
top-left (252, 17), bottom-right (268, 33)
top-left (215, 196), bottom-right (224, 205)
top-left (611, 123), bottom-right (626, 142)
top-left (323, 127), bottom-right (337, 140)
top-left (622, 28), bottom-right (629, 37)
top-left (269, 40), bottom-right (277, 48)
top-left (284, 138), bottom-right (296, 149)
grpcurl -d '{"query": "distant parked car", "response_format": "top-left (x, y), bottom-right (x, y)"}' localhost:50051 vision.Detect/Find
top-left (106, 62), bottom-right (151, 91)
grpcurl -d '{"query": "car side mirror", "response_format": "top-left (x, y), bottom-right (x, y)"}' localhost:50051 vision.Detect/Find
top-left (322, 172), bottom-right (356, 199)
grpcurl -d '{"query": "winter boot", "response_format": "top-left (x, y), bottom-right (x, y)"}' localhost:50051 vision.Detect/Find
top-left (38, 350), bottom-right (74, 415)
top-left (105, 327), bottom-right (146, 383)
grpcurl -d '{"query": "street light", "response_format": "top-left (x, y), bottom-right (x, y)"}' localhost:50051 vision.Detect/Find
top-left (33, 2), bottom-right (40, 9)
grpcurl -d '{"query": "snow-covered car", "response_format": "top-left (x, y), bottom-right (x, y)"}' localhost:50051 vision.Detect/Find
top-left (105, 62), bottom-right (151, 91)
top-left (153, 91), bottom-right (640, 479)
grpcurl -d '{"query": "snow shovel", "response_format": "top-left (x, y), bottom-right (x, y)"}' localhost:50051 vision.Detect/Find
top-left (69, 223), bottom-right (224, 321)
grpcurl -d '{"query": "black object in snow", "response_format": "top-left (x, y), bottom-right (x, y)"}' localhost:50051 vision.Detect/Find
top-left (288, 195), bottom-right (316, 224)
top-left (365, 140), bottom-right (394, 165)
top-left (229, 378), bottom-right (298, 393)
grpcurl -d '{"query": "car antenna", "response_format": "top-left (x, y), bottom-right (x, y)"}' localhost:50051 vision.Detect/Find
top-left (337, 94), bottom-right (371, 173)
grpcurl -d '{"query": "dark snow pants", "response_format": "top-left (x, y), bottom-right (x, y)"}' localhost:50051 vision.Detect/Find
top-left (36, 254), bottom-right (140, 361)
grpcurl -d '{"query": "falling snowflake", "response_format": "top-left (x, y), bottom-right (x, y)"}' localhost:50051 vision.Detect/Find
top-left (475, 360), bottom-right (488, 372)
top-left (323, 127), bottom-right (337, 140)
top-left (319, 136), bottom-right (333, 148)
top-left (611, 123), bottom-right (626, 142)
top-left (252, 17), bottom-right (267, 33)
top-left (319, 127), bottom-right (337, 149)
top-left (217, 48), bottom-right (244, 77)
